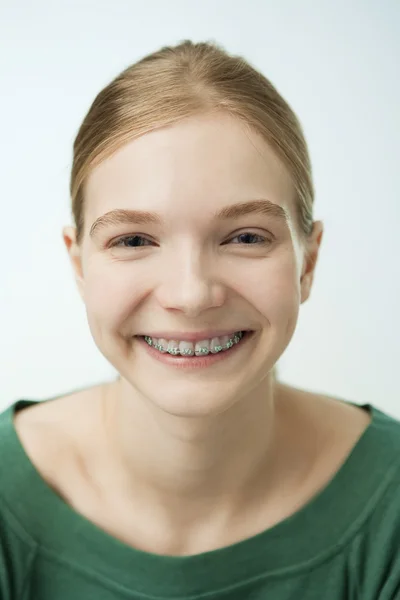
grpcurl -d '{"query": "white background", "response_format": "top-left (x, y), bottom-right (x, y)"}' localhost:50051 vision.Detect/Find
top-left (1, 0), bottom-right (399, 416)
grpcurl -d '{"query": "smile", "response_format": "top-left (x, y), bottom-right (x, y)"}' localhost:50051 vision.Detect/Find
top-left (135, 330), bottom-right (255, 369)
top-left (143, 331), bottom-right (245, 356)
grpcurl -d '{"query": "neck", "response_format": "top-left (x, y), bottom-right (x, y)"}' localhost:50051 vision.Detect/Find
top-left (97, 377), bottom-right (305, 540)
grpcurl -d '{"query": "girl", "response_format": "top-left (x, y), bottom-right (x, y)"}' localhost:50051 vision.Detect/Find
top-left (1, 40), bottom-right (399, 599)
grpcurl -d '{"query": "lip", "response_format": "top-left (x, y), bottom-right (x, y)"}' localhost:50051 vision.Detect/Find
top-left (134, 329), bottom-right (252, 343)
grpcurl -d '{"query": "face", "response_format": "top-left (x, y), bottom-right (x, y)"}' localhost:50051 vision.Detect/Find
top-left (63, 112), bottom-right (323, 417)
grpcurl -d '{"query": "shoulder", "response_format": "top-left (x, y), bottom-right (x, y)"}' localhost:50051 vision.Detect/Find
top-left (306, 388), bottom-right (400, 596)
top-left (12, 385), bottom-right (105, 497)
top-left (294, 387), bottom-right (400, 595)
top-left (0, 385), bottom-right (106, 589)
top-left (0, 383), bottom-right (105, 515)
top-left (276, 383), bottom-right (375, 455)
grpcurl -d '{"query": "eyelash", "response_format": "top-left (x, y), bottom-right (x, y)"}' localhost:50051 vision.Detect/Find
top-left (109, 232), bottom-right (273, 249)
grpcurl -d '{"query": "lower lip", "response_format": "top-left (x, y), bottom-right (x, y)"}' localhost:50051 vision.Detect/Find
top-left (135, 331), bottom-right (255, 370)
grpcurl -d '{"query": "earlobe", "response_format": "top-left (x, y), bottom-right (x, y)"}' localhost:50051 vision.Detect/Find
top-left (62, 226), bottom-right (85, 301)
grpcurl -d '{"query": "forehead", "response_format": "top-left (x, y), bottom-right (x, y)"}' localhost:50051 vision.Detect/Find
top-left (84, 112), bottom-right (296, 224)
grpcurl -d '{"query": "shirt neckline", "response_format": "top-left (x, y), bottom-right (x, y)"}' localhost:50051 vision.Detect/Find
top-left (2, 398), bottom-right (399, 597)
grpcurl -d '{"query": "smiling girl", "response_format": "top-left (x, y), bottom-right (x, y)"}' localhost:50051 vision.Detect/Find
top-left (1, 40), bottom-right (400, 599)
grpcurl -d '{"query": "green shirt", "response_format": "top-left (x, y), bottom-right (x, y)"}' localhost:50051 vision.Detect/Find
top-left (1, 397), bottom-right (400, 599)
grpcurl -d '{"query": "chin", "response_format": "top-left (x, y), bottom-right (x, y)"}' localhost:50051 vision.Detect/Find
top-left (148, 390), bottom-right (240, 419)
top-left (131, 374), bottom-right (249, 418)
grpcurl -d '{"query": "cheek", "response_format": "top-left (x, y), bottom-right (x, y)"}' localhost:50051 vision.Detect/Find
top-left (83, 263), bottom-right (148, 329)
top-left (246, 256), bottom-right (301, 323)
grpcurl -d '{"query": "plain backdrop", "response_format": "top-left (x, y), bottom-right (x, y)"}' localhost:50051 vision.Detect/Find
top-left (1, 0), bottom-right (399, 416)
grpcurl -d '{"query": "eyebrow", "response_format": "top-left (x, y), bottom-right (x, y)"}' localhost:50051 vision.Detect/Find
top-left (89, 199), bottom-right (290, 238)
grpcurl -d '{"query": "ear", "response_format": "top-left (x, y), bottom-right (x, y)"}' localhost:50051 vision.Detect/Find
top-left (62, 226), bottom-right (85, 302)
top-left (300, 220), bottom-right (324, 304)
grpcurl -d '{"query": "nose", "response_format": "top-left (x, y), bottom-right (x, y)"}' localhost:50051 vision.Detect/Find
top-left (155, 250), bottom-right (225, 317)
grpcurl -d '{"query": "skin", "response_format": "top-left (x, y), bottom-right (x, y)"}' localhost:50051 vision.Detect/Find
top-left (62, 112), bottom-right (325, 552)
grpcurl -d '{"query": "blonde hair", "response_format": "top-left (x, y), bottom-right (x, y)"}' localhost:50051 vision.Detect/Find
top-left (70, 39), bottom-right (317, 381)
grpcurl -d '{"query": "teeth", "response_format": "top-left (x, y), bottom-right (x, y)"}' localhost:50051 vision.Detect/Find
top-left (158, 338), bottom-right (168, 353)
top-left (195, 339), bottom-right (210, 356)
top-left (143, 331), bottom-right (244, 356)
top-left (167, 340), bottom-right (180, 355)
top-left (179, 341), bottom-right (195, 356)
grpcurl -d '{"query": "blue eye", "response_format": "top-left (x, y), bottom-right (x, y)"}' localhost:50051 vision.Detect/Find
top-left (228, 232), bottom-right (270, 245)
top-left (110, 235), bottom-right (153, 248)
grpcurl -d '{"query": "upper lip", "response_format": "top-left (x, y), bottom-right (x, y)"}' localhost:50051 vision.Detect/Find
top-left (136, 329), bottom-right (251, 342)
